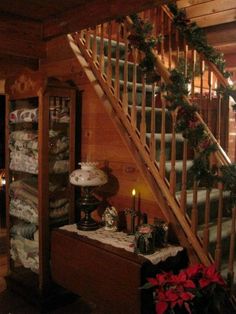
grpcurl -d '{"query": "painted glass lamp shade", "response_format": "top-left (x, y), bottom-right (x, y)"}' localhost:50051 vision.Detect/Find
top-left (69, 162), bottom-right (108, 230)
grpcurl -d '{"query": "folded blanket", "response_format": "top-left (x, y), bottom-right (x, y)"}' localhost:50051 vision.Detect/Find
top-left (50, 198), bottom-right (68, 209)
top-left (10, 130), bottom-right (37, 141)
top-left (11, 222), bottom-right (37, 240)
top-left (10, 186), bottom-right (38, 206)
top-left (10, 151), bottom-right (38, 174)
top-left (10, 198), bottom-right (38, 224)
top-left (49, 136), bottom-right (69, 154)
top-left (9, 108), bottom-right (38, 123)
top-left (50, 202), bottom-right (69, 218)
top-left (49, 159), bottom-right (69, 173)
top-left (10, 235), bottom-right (39, 273)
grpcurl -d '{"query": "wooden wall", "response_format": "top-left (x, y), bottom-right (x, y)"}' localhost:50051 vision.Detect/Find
top-left (40, 35), bottom-right (165, 225)
top-left (177, 0), bottom-right (236, 28)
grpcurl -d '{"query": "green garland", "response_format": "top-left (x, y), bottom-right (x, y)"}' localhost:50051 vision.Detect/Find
top-left (167, 3), bottom-right (231, 78)
top-left (128, 11), bottom-right (236, 201)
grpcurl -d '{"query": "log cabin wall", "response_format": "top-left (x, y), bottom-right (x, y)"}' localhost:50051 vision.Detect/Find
top-left (40, 35), bottom-right (165, 224)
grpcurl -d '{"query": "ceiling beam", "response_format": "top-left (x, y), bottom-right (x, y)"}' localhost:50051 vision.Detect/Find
top-left (224, 53), bottom-right (236, 71)
top-left (43, 0), bottom-right (167, 39)
top-left (206, 22), bottom-right (236, 46)
top-left (0, 33), bottom-right (46, 59)
top-left (0, 15), bottom-right (45, 59)
top-left (0, 53), bottom-right (39, 79)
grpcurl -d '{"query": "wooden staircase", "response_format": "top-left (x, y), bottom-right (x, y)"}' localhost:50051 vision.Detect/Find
top-left (67, 4), bottom-right (236, 293)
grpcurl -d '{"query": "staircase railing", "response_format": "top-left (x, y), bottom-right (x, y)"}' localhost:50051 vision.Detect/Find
top-left (142, 5), bottom-right (231, 163)
top-left (69, 4), bottom-right (236, 291)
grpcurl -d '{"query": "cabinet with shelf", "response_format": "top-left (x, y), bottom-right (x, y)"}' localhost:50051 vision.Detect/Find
top-left (5, 69), bottom-right (79, 295)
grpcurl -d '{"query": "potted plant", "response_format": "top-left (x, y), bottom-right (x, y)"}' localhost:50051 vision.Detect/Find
top-left (143, 264), bottom-right (232, 314)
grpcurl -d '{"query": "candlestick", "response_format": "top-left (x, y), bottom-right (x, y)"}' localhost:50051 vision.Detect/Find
top-left (132, 188), bottom-right (136, 212)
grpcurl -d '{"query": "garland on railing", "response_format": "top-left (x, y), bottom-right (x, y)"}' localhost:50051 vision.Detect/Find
top-left (128, 12), bottom-right (236, 199)
top-left (167, 3), bottom-right (231, 79)
top-left (128, 13), bottom-right (162, 81)
top-left (167, 3), bottom-right (236, 110)
top-left (165, 69), bottom-right (218, 188)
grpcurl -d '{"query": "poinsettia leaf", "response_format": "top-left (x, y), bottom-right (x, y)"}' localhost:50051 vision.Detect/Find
top-left (141, 281), bottom-right (154, 289)
top-left (180, 292), bottom-right (195, 301)
top-left (184, 280), bottom-right (195, 289)
top-left (199, 278), bottom-right (210, 288)
top-left (184, 301), bottom-right (192, 314)
top-left (166, 290), bottom-right (178, 301)
top-left (156, 301), bottom-right (168, 314)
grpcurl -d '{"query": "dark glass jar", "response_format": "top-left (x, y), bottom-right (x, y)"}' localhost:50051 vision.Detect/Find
top-left (134, 224), bottom-right (155, 255)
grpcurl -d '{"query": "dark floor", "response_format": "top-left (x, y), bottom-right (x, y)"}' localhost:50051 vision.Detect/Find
top-left (0, 289), bottom-right (96, 314)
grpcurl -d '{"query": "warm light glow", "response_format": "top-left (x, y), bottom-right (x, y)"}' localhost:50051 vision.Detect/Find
top-left (1, 176), bottom-right (6, 186)
top-left (0, 171), bottom-right (6, 187)
top-left (132, 189), bottom-right (136, 196)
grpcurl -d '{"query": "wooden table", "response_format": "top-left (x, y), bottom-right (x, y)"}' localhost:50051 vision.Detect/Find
top-left (51, 229), bottom-right (187, 314)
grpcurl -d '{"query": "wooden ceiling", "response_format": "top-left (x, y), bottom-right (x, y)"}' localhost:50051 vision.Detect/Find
top-left (0, 0), bottom-right (165, 60)
top-left (177, 0), bottom-right (236, 80)
top-left (177, 0), bottom-right (236, 28)
top-left (0, 0), bottom-right (235, 80)
top-left (0, 0), bottom-right (165, 40)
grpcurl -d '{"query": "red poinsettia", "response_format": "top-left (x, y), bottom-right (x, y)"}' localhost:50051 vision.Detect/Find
top-left (145, 263), bottom-right (227, 314)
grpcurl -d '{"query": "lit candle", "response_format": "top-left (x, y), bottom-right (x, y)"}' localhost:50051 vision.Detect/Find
top-left (132, 188), bottom-right (136, 212)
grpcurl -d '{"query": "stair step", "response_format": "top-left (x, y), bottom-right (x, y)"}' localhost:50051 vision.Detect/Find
top-left (176, 188), bottom-right (231, 207)
top-left (198, 218), bottom-right (234, 268)
top-left (146, 133), bottom-right (184, 142)
top-left (163, 160), bottom-right (193, 173)
top-left (116, 79), bottom-right (157, 92)
top-left (89, 35), bottom-right (126, 60)
top-left (198, 217), bottom-right (233, 243)
top-left (90, 35), bottom-right (126, 49)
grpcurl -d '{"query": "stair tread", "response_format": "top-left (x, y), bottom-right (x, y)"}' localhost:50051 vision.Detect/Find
top-left (198, 217), bottom-right (233, 243)
top-left (129, 105), bottom-right (170, 113)
top-left (116, 79), bottom-right (158, 92)
top-left (176, 188), bottom-right (231, 206)
top-left (161, 160), bottom-right (193, 172)
top-left (90, 34), bottom-right (126, 47)
top-left (220, 262), bottom-right (236, 284)
top-left (146, 133), bottom-right (184, 142)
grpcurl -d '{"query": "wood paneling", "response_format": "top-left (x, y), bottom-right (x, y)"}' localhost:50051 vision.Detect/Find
top-left (43, 0), bottom-right (167, 39)
top-left (0, 0), bottom-right (95, 22)
top-left (41, 36), bottom-right (164, 224)
top-left (177, 0), bottom-right (236, 27)
top-left (0, 35), bottom-right (45, 59)
top-left (0, 16), bottom-right (44, 59)
top-left (0, 54), bottom-right (38, 79)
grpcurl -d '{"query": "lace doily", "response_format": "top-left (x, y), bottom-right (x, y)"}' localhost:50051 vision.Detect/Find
top-left (60, 224), bottom-right (183, 265)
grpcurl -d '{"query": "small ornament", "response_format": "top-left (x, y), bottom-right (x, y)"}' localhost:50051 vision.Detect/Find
top-left (102, 206), bottom-right (118, 232)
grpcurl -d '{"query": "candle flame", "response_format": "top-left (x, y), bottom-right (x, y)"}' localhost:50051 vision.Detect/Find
top-left (132, 188), bottom-right (136, 196)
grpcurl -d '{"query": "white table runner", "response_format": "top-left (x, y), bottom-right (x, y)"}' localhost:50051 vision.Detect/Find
top-left (60, 224), bottom-right (183, 265)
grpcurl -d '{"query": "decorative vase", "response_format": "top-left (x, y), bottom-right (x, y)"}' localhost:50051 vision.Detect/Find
top-left (69, 162), bottom-right (108, 231)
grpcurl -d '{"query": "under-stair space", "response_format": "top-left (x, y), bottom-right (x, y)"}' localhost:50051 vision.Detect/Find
top-left (66, 4), bottom-right (236, 295)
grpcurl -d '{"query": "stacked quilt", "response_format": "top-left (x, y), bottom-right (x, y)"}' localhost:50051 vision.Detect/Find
top-left (10, 178), bottom-right (69, 224)
top-left (9, 130), bottom-right (69, 174)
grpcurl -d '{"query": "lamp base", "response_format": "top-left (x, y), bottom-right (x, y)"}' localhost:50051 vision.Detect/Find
top-left (77, 217), bottom-right (99, 231)
top-left (76, 188), bottom-right (101, 231)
